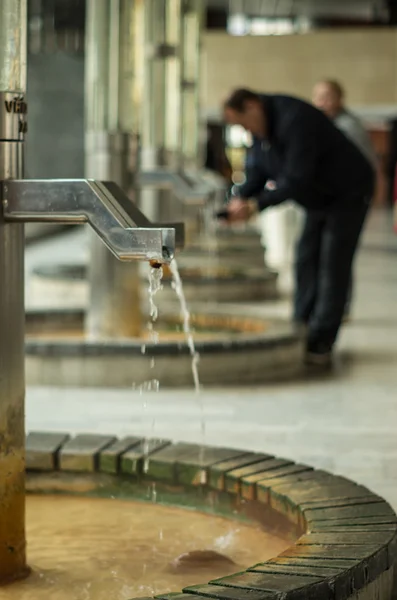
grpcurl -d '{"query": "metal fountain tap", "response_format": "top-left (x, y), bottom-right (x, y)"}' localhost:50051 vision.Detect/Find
top-left (137, 167), bottom-right (218, 207)
top-left (2, 178), bottom-right (184, 263)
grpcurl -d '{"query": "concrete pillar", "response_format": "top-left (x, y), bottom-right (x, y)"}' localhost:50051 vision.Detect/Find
top-left (85, 0), bottom-right (141, 339)
top-left (0, 0), bottom-right (29, 583)
top-left (180, 0), bottom-right (204, 169)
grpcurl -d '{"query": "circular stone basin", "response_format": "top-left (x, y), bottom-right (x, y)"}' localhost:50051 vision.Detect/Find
top-left (25, 307), bottom-right (303, 388)
top-left (20, 432), bottom-right (397, 600)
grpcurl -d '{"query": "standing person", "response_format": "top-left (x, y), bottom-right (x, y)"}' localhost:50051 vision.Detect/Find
top-left (312, 80), bottom-right (377, 168)
top-left (312, 80), bottom-right (378, 321)
top-left (204, 124), bottom-right (233, 184)
top-left (222, 88), bottom-right (375, 366)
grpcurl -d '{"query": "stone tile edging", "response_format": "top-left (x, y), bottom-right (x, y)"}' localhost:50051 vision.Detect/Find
top-left (26, 432), bottom-right (397, 600)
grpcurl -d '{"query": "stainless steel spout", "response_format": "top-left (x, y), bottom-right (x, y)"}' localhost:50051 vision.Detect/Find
top-left (137, 167), bottom-right (216, 206)
top-left (2, 178), bottom-right (184, 263)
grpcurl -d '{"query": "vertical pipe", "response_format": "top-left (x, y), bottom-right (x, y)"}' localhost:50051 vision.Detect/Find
top-left (85, 0), bottom-right (142, 339)
top-left (139, 0), bottom-right (183, 224)
top-left (107, 0), bottom-right (120, 132)
top-left (84, 0), bottom-right (109, 134)
top-left (180, 0), bottom-right (204, 169)
top-left (140, 0), bottom-right (182, 168)
top-left (0, 0), bottom-right (29, 584)
top-left (119, 0), bottom-right (138, 134)
top-left (165, 0), bottom-right (183, 168)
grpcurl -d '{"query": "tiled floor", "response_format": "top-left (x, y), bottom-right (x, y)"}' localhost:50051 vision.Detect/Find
top-left (26, 209), bottom-right (397, 508)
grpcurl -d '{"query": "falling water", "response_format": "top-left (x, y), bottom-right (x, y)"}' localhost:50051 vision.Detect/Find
top-left (169, 260), bottom-right (205, 463)
top-left (138, 262), bottom-right (205, 477)
top-left (200, 203), bottom-right (220, 303)
top-left (169, 259), bottom-right (200, 393)
top-left (213, 529), bottom-right (240, 551)
top-left (201, 203), bottom-right (219, 257)
top-left (139, 265), bottom-right (164, 476)
top-left (148, 265), bottom-right (164, 321)
top-left (147, 481), bottom-right (157, 503)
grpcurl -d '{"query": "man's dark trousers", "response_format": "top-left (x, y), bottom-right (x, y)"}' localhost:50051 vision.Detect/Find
top-left (294, 195), bottom-right (370, 348)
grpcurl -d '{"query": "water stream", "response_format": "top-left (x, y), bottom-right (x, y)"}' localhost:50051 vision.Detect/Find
top-left (169, 260), bottom-right (205, 468)
top-left (200, 204), bottom-right (220, 290)
top-left (148, 265), bottom-right (163, 322)
top-left (137, 260), bottom-right (204, 480)
top-left (169, 260), bottom-right (200, 393)
top-left (139, 265), bottom-right (164, 476)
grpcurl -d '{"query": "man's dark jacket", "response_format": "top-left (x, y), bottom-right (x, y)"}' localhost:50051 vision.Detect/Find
top-left (237, 94), bottom-right (375, 211)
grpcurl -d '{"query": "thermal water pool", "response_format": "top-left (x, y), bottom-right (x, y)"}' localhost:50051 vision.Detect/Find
top-left (0, 494), bottom-right (290, 600)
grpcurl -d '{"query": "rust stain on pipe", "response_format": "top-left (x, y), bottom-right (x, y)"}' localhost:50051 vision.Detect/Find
top-left (0, 401), bottom-right (28, 583)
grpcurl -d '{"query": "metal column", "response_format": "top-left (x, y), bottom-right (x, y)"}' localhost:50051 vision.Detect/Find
top-left (0, 0), bottom-right (29, 583)
top-left (139, 0), bottom-right (206, 235)
top-left (138, 0), bottom-right (183, 225)
top-left (139, 0), bottom-right (204, 171)
top-left (140, 0), bottom-right (183, 170)
top-left (180, 0), bottom-right (204, 169)
top-left (85, 0), bottom-right (142, 339)
top-left (179, 0), bottom-right (205, 239)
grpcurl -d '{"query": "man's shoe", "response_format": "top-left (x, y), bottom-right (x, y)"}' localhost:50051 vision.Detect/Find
top-left (305, 341), bottom-right (333, 367)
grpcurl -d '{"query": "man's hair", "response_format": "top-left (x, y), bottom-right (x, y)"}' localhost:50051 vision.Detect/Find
top-left (319, 79), bottom-right (345, 99)
top-left (224, 88), bottom-right (261, 112)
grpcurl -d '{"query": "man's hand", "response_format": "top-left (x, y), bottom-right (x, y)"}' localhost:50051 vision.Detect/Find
top-left (226, 198), bottom-right (256, 223)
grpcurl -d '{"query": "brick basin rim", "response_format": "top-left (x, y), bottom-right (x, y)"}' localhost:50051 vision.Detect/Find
top-left (25, 307), bottom-right (300, 356)
top-left (25, 432), bottom-right (397, 600)
top-left (31, 263), bottom-right (278, 284)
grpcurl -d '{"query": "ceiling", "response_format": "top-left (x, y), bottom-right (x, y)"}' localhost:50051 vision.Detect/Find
top-left (207, 0), bottom-right (389, 21)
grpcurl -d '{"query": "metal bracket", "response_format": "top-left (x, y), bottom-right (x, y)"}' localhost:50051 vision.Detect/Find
top-left (137, 168), bottom-right (218, 206)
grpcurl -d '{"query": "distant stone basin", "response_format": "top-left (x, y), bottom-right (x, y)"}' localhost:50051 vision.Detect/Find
top-left (24, 306), bottom-right (302, 388)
